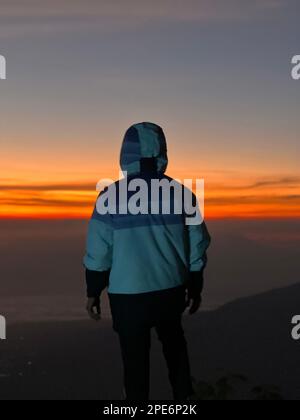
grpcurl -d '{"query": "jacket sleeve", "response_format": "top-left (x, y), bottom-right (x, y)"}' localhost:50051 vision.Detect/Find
top-left (188, 220), bottom-right (211, 273)
top-left (185, 191), bottom-right (211, 296)
top-left (186, 221), bottom-right (210, 295)
top-left (83, 205), bottom-right (113, 297)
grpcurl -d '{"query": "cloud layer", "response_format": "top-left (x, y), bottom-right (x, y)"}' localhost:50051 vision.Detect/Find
top-left (0, 0), bottom-right (289, 38)
top-left (1, 174), bottom-right (299, 219)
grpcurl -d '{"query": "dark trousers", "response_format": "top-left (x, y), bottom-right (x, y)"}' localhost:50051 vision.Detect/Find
top-left (109, 286), bottom-right (193, 401)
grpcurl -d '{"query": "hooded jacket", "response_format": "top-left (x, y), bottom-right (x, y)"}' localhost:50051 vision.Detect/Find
top-left (84, 122), bottom-right (211, 296)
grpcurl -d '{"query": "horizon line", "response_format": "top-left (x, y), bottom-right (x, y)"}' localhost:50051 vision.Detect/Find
top-left (1, 215), bottom-right (299, 221)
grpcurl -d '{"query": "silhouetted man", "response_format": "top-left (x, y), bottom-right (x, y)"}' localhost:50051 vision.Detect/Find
top-left (84, 122), bottom-right (211, 400)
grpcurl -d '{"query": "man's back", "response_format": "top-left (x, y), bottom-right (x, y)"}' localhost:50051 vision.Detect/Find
top-left (84, 122), bottom-right (211, 400)
top-left (84, 122), bottom-right (210, 295)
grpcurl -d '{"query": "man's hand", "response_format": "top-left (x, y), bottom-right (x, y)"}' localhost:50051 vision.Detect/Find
top-left (187, 294), bottom-right (202, 315)
top-left (86, 296), bottom-right (101, 321)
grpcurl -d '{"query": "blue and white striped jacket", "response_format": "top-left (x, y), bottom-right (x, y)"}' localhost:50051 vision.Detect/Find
top-left (84, 122), bottom-right (210, 295)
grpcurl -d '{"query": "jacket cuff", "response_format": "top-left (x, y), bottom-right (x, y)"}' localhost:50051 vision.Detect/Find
top-left (86, 269), bottom-right (110, 298)
top-left (188, 269), bottom-right (204, 296)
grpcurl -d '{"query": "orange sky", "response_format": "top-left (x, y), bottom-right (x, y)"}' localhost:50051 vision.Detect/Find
top-left (1, 160), bottom-right (299, 219)
top-left (1, 130), bottom-right (300, 220)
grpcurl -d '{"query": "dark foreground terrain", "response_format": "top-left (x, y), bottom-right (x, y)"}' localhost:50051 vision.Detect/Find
top-left (1, 283), bottom-right (299, 400)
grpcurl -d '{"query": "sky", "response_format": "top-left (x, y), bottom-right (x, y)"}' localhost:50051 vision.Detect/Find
top-left (0, 0), bottom-right (300, 219)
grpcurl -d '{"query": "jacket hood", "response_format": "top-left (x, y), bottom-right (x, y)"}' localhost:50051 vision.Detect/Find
top-left (120, 122), bottom-right (168, 176)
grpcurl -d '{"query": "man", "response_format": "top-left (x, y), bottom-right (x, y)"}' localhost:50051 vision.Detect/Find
top-left (84, 122), bottom-right (211, 400)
